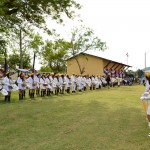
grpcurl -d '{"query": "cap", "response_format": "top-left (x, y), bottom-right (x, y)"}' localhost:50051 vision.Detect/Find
top-left (5, 72), bottom-right (10, 75)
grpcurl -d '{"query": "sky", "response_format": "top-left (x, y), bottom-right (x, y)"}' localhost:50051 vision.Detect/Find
top-left (36, 0), bottom-right (150, 71)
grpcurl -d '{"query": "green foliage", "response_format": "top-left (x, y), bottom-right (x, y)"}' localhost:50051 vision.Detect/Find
top-left (0, 0), bottom-right (81, 56)
top-left (70, 26), bottom-right (107, 55)
top-left (29, 33), bottom-right (44, 53)
top-left (0, 0), bottom-right (81, 30)
top-left (0, 39), bottom-right (7, 54)
top-left (135, 69), bottom-right (144, 78)
top-left (41, 39), bottom-right (70, 74)
top-left (39, 66), bottom-right (52, 73)
top-left (8, 50), bottom-right (31, 69)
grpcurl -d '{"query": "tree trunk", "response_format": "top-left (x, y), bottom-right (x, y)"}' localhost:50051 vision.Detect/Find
top-left (19, 29), bottom-right (23, 69)
top-left (74, 57), bottom-right (83, 74)
top-left (32, 52), bottom-right (36, 73)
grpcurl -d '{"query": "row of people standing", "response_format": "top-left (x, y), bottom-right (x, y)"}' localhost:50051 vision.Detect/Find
top-left (0, 72), bottom-right (124, 102)
top-left (16, 73), bottom-right (107, 100)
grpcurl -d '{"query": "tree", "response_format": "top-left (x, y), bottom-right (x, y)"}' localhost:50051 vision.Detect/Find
top-left (41, 39), bottom-right (70, 75)
top-left (0, 0), bottom-right (81, 33)
top-left (29, 33), bottom-right (44, 72)
top-left (39, 66), bottom-right (52, 73)
top-left (0, 0), bottom-right (81, 69)
top-left (8, 50), bottom-right (31, 69)
top-left (135, 69), bottom-right (144, 78)
top-left (69, 26), bottom-right (107, 74)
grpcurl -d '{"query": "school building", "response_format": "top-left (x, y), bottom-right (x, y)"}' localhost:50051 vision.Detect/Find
top-left (67, 52), bottom-right (131, 76)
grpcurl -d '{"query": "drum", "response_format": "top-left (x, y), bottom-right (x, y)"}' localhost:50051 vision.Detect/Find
top-left (32, 83), bottom-right (37, 86)
top-left (0, 84), bottom-right (2, 90)
top-left (12, 84), bottom-right (19, 91)
top-left (43, 83), bottom-right (48, 86)
top-left (22, 83), bottom-right (26, 87)
top-left (0, 89), bottom-right (8, 96)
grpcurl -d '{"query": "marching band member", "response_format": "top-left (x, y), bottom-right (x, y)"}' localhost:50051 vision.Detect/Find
top-left (91, 75), bottom-right (96, 90)
top-left (103, 67), bottom-right (109, 75)
top-left (17, 73), bottom-right (26, 100)
top-left (27, 73), bottom-right (36, 98)
top-left (98, 75), bottom-right (102, 89)
top-left (95, 75), bottom-right (99, 89)
top-left (58, 75), bottom-right (63, 94)
top-left (140, 73), bottom-right (150, 129)
top-left (45, 74), bottom-right (51, 96)
top-left (111, 69), bottom-right (116, 78)
top-left (34, 73), bottom-right (41, 96)
top-left (61, 75), bottom-right (66, 94)
top-left (3, 72), bottom-right (14, 102)
top-left (65, 75), bottom-right (71, 93)
top-left (40, 74), bottom-right (47, 97)
top-left (70, 73), bottom-right (76, 93)
top-left (77, 75), bottom-right (82, 92)
top-left (82, 75), bottom-right (87, 91)
top-left (106, 74), bottom-right (111, 89)
top-left (49, 74), bottom-right (54, 94)
top-left (53, 75), bottom-right (59, 95)
top-left (145, 74), bottom-right (150, 127)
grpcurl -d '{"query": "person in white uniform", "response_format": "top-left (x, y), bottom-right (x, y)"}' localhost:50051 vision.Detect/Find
top-left (39, 74), bottom-right (47, 97)
top-left (3, 72), bottom-right (14, 102)
top-left (17, 73), bottom-right (26, 100)
top-left (70, 74), bottom-right (76, 93)
top-left (144, 74), bottom-right (150, 127)
top-left (27, 73), bottom-right (36, 98)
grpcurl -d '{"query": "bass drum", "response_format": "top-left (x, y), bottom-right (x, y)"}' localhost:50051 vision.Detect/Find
top-left (0, 89), bottom-right (8, 96)
top-left (0, 84), bottom-right (3, 90)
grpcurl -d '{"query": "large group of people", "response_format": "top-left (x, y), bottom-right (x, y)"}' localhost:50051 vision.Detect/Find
top-left (0, 71), bottom-right (129, 102)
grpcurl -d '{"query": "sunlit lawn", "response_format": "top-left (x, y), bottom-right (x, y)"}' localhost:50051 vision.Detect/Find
top-left (0, 84), bottom-right (150, 150)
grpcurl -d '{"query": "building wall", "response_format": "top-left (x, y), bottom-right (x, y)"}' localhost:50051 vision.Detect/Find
top-left (67, 54), bottom-right (106, 76)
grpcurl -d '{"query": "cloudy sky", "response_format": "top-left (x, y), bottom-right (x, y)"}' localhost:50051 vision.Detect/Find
top-left (36, 0), bottom-right (150, 70)
top-left (76, 0), bottom-right (150, 70)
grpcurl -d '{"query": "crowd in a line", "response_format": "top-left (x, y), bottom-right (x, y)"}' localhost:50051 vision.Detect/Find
top-left (0, 72), bottom-right (133, 102)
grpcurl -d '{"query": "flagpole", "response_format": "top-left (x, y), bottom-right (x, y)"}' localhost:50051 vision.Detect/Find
top-left (4, 49), bottom-right (7, 74)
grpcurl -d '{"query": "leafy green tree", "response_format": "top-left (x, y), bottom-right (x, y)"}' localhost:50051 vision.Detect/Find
top-left (41, 39), bottom-right (70, 75)
top-left (0, 0), bottom-right (81, 69)
top-left (29, 33), bottom-right (44, 71)
top-left (69, 26), bottom-right (107, 74)
top-left (135, 69), bottom-right (144, 78)
top-left (0, 0), bottom-right (81, 32)
top-left (8, 50), bottom-right (31, 69)
top-left (39, 66), bottom-right (52, 73)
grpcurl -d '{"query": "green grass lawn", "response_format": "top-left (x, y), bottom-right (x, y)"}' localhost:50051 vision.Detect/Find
top-left (0, 85), bottom-right (150, 150)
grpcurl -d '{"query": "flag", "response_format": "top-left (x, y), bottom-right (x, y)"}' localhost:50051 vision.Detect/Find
top-left (126, 52), bottom-right (129, 57)
top-left (4, 58), bottom-right (8, 73)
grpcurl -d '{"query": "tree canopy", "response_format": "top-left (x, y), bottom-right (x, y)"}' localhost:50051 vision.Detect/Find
top-left (41, 39), bottom-right (70, 74)
top-left (0, 0), bottom-right (81, 30)
top-left (8, 50), bottom-right (31, 69)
